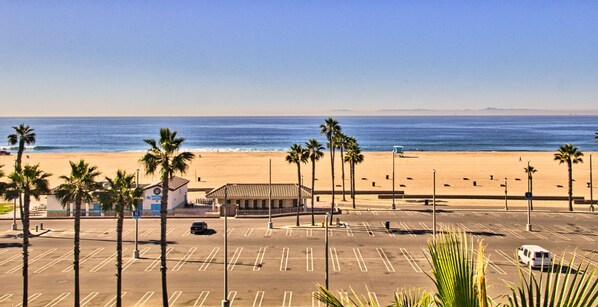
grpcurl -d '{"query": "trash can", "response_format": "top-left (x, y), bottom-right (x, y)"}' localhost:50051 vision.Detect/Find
top-left (473, 181), bottom-right (477, 186)
top-left (386, 175), bottom-right (389, 179)
top-left (425, 199), bottom-right (429, 206)
top-left (384, 221), bottom-right (390, 229)
top-left (316, 196), bottom-right (320, 201)
top-left (372, 181), bottom-right (376, 187)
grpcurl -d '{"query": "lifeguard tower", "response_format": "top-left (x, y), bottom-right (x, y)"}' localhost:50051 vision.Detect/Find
top-left (393, 146), bottom-right (404, 157)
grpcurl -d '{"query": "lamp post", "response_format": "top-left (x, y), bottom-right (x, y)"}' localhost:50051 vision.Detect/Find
top-left (134, 169), bottom-right (140, 259)
top-left (504, 178), bottom-right (508, 211)
top-left (325, 212), bottom-right (330, 291)
top-left (432, 169), bottom-right (436, 242)
top-left (392, 149), bottom-right (396, 210)
top-left (11, 198), bottom-right (17, 230)
top-left (222, 186), bottom-right (229, 307)
top-left (590, 154), bottom-right (594, 212)
top-left (526, 161), bottom-right (532, 232)
top-left (268, 159), bottom-right (273, 229)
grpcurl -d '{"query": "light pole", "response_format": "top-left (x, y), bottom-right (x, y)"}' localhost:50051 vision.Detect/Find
top-left (590, 154), bottom-right (594, 212)
top-left (526, 161), bottom-right (532, 232)
top-left (504, 178), bottom-right (508, 210)
top-left (222, 186), bottom-right (230, 307)
top-left (11, 198), bottom-right (17, 230)
top-left (134, 169), bottom-right (140, 259)
top-left (325, 212), bottom-right (330, 291)
top-left (432, 169), bottom-right (436, 242)
top-left (392, 148), bottom-right (396, 210)
top-left (268, 159), bottom-right (273, 229)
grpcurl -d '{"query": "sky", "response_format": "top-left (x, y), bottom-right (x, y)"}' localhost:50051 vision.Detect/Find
top-left (1, 1), bottom-right (598, 116)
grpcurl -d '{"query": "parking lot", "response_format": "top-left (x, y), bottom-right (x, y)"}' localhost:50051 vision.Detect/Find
top-left (1, 209), bottom-right (597, 306)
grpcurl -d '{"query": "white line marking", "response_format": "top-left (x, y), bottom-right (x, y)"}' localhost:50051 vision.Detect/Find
top-left (282, 291), bottom-right (292, 307)
top-left (369, 292), bottom-right (380, 306)
top-left (193, 291), bottom-right (210, 307)
top-left (226, 228), bottom-right (234, 236)
top-left (494, 224), bottom-right (525, 239)
top-left (330, 248), bottom-right (341, 272)
top-left (90, 248), bottom-right (128, 272)
top-left (513, 224), bottom-right (548, 240)
top-left (134, 291), bottom-right (154, 307)
top-left (495, 249), bottom-right (519, 266)
top-left (400, 222), bottom-right (416, 237)
top-left (403, 211), bottom-right (413, 216)
top-left (382, 222), bottom-right (396, 237)
top-left (35, 250), bottom-right (73, 273)
top-left (400, 248), bottom-right (422, 273)
top-left (44, 292), bottom-right (71, 307)
top-left (306, 247), bottom-right (314, 271)
top-left (104, 292), bottom-right (127, 307)
top-left (252, 291), bottom-right (264, 307)
top-left (311, 292), bottom-right (320, 307)
top-left (227, 291), bottom-right (237, 305)
top-left (377, 248), bottom-right (395, 272)
top-left (280, 247), bottom-right (289, 271)
top-left (122, 229), bottom-right (133, 237)
top-left (7, 248), bottom-right (55, 274)
top-left (264, 228), bottom-right (272, 237)
top-left (14, 293), bottom-right (41, 307)
top-left (123, 247), bottom-right (150, 271)
top-left (97, 228), bottom-right (113, 238)
top-left (166, 228), bottom-right (176, 236)
top-left (307, 229), bottom-right (312, 237)
top-left (244, 228), bottom-right (254, 237)
top-left (228, 247), bottom-right (243, 271)
top-left (286, 228), bottom-right (293, 237)
top-left (169, 291), bottom-right (182, 306)
top-left (371, 210), bottom-right (379, 215)
top-left (145, 247), bottom-right (173, 272)
top-left (0, 294), bottom-right (13, 303)
top-left (558, 225), bottom-right (594, 241)
top-left (173, 247), bottom-right (197, 271)
top-left (353, 248), bottom-right (368, 272)
top-left (346, 226), bottom-right (354, 237)
top-left (81, 228), bottom-right (96, 237)
top-left (63, 248), bottom-right (103, 272)
top-left (363, 222), bottom-right (374, 236)
top-left (199, 247), bottom-right (220, 271)
top-left (141, 228), bottom-right (154, 237)
top-left (254, 247), bottom-right (267, 271)
top-left (355, 211), bottom-right (362, 215)
top-left (0, 252), bottom-right (28, 266)
top-left (80, 292), bottom-right (99, 307)
top-left (474, 223), bottom-right (502, 239)
top-left (388, 210), bottom-right (396, 216)
top-left (418, 222), bottom-right (430, 231)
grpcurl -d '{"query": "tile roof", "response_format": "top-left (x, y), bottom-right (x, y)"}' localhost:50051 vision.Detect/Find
top-left (206, 183), bottom-right (312, 199)
top-left (143, 176), bottom-right (190, 191)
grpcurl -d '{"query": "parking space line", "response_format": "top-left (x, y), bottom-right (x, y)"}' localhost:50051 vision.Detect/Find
top-left (473, 212), bottom-right (483, 217)
top-left (495, 249), bottom-right (518, 266)
top-left (199, 247), bottom-right (219, 271)
top-left (134, 291), bottom-right (154, 307)
top-left (0, 250), bottom-right (6, 256)
top-left (328, 228), bottom-right (334, 236)
top-left (0, 294), bottom-right (12, 303)
top-left (35, 250), bottom-right (73, 273)
top-left (330, 248), bottom-right (341, 272)
top-left (145, 247), bottom-right (173, 272)
top-left (311, 292), bottom-right (320, 307)
top-left (182, 229), bottom-right (192, 237)
top-left (363, 222), bottom-right (374, 237)
top-left (388, 210), bottom-right (396, 216)
top-left (14, 293), bottom-right (41, 307)
top-left (306, 248), bottom-right (313, 271)
top-left (400, 248), bottom-right (422, 273)
top-left (122, 229), bottom-right (133, 237)
top-left (286, 228), bottom-right (293, 237)
top-left (91, 248), bottom-right (128, 272)
top-left (80, 292), bottom-right (99, 307)
top-left (403, 211), bottom-right (413, 216)
top-left (494, 224), bottom-right (525, 239)
top-left (488, 212), bottom-right (500, 217)
top-left (382, 222), bottom-right (396, 237)
top-left (252, 291), bottom-right (264, 307)
top-left (97, 228), bottom-right (114, 238)
top-left (399, 222), bottom-right (416, 237)
top-left (45, 291), bottom-right (69, 304)
top-left (123, 247), bottom-right (150, 271)
top-left (225, 228), bottom-right (234, 236)
top-left (355, 211), bottom-right (362, 215)
top-left (64, 248), bottom-right (103, 272)
top-left (173, 247), bottom-right (197, 271)
top-left (81, 228), bottom-right (96, 237)
top-left (282, 291), bottom-right (292, 307)
top-left (558, 225), bottom-right (595, 242)
top-left (0, 251), bottom-right (28, 266)
top-left (339, 291), bottom-right (349, 305)
top-left (166, 228), bottom-right (176, 236)
top-left (104, 292), bottom-right (127, 307)
top-left (253, 247), bottom-right (267, 271)
top-left (244, 228), bottom-right (254, 237)
top-left (280, 248), bottom-right (289, 271)
top-left (371, 210), bottom-right (379, 215)
top-left (369, 292), bottom-right (380, 306)
top-left (377, 248), bottom-right (395, 272)
top-left (7, 248), bottom-right (56, 274)
top-left (474, 223), bottom-right (502, 239)
top-left (193, 291), bottom-right (209, 307)
top-left (353, 248), bottom-right (368, 272)
top-left (307, 229), bottom-right (312, 237)
top-left (418, 222), bottom-right (430, 231)
top-left (473, 250), bottom-right (506, 275)
top-left (169, 291), bottom-right (182, 306)
top-left (346, 227), bottom-right (354, 237)
top-left (264, 228), bottom-right (272, 237)
top-left (141, 228), bottom-right (154, 237)
top-left (227, 291), bottom-right (237, 305)
top-left (535, 225), bottom-right (570, 241)
top-left (513, 224), bottom-right (547, 240)
top-left (228, 247), bottom-right (243, 271)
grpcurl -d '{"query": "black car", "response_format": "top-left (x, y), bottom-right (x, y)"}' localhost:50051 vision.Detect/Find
top-left (190, 221), bottom-right (208, 235)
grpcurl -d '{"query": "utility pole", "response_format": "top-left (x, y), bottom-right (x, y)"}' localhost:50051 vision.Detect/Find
top-left (268, 159), bottom-right (273, 229)
top-left (432, 169), bottom-right (436, 242)
top-left (504, 178), bottom-right (508, 210)
top-left (134, 169), bottom-right (140, 259)
top-left (392, 149), bottom-right (396, 210)
top-left (325, 212), bottom-right (330, 291)
top-left (11, 198), bottom-right (17, 230)
top-left (222, 187), bottom-right (229, 307)
top-left (526, 161), bottom-right (532, 232)
top-left (590, 154), bottom-right (594, 212)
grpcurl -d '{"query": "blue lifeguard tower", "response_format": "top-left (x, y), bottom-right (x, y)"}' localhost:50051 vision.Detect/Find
top-left (393, 146), bottom-right (404, 156)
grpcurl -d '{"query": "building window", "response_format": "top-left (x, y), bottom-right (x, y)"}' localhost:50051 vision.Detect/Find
top-left (244, 200), bottom-right (249, 208)
top-left (253, 200), bottom-right (258, 209)
top-left (262, 200), bottom-right (266, 208)
top-left (292, 199), bottom-right (297, 207)
top-left (226, 199), bottom-right (231, 205)
top-left (279, 200), bottom-right (283, 208)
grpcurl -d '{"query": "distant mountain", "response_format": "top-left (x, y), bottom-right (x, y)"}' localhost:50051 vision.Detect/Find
top-left (325, 108), bottom-right (598, 116)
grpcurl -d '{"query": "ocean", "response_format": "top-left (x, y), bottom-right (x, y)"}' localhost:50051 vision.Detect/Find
top-left (0, 116), bottom-right (596, 152)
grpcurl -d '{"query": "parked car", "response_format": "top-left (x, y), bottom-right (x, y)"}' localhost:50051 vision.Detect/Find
top-left (518, 245), bottom-right (552, 269)
top-left (190, 221), bottom-right (208, 235)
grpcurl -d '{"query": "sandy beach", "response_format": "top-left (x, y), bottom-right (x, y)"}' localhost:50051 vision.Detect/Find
top-left (1, 151), bottom-right (596, 210)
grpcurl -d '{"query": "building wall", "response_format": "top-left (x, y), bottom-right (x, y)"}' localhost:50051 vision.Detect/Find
top-left (142, 184), bottom-right (189, 212)
top-left (213, 197), bottom-right (310, 209)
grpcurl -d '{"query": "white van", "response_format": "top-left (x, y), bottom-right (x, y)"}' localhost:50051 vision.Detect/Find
top-left (518, 245), bottom-right (552, 269)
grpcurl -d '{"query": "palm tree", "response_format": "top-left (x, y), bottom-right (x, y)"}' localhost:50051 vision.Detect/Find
top-left (98, 170), bottom-right (142, 307)
top-left (54, 160), bottom-right (101, 307)
top-left (320, 118), bottom-right (341, 225)
top-left (7, 123), bottom-right (36, 170)
top-left (524, 165), bottom-right (537, 210)
top-left (4, 164), bottom-right (51, 307)
top-left (286, 144), bottom-right (309, 227)
top-left (554, 144), bottom-right (584, 211)
top-left (344, 140), bottom-right (364, 209)
top-left (140, 128), bottom-right (194, 306)
top-left (305, 139), bottom-right (324, 226)
top-left (334, 132), bottom-right (349, 202)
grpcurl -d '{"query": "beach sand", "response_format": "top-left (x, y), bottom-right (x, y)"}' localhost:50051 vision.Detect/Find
top-left (1, 151), bottom-right (596, 210)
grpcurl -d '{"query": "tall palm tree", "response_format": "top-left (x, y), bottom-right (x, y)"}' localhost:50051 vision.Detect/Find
top-left (344, 140), bottom-right (364, 209)
top-left (7, 123), bottom-right (36, 170)
top-left (140, 128), bottom-right (194, 306)
top-left (98, 170), bottom-right (142, 307)
top-left (334, 132), bottom-right (349, 202)
top-left (554, 144), bottom-right (584, 211)
top-left (4, 164), bottom-right (51, 307)
top-left (524, 165), bottom-right (537, 210)
top-left (54, 160), bottom-right (101, 307)
top-left (320, 118), bottom-right (341, 225)
top-left (286, 144), bottom-right (309, 227)
top-left (306, 139), bottom-right (324, 226)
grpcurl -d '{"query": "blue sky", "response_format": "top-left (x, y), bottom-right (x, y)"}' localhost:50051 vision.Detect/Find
top-left (1, 1), bottom-right (597, 116)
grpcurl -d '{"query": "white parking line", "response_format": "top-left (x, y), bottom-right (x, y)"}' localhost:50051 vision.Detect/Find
top-left (558, 225), bottom-right (595, 242)
top-left (166, 228), bottom-right (176, 237)
top-left (122, 229), bottom-right (133, 237)
top-left (280, 247), bottom-right (289, 271)
top-left (382, 222), bottom-right (396, 237)
top-left (264, 228), bottom-right (272, 237)
top-left (330, 248), bottom-right (341, 272)
top-left (252, 291), bottom-right (265, 307)
top-left (513, 224), bottom-right (547, 240)
top-left (307, 229), bottom-right (312, 237)
top-left (226, 228), bottom-right (234, 236)
top-left (199, 247), bottom-right (219, 271)
top-left (141, 228), bottom-right (155, 237)
top-left (369, 292), bottom-right (380, 306)
top-left (0, 251), bottom-right (29, 266)
top-left (346, 227), bottom-right (354, 237)
top-left (80, 292), bottom-right (99, 307)
top-left (353, 248), bottom-right (368, 272)
top-left (306, 247), bottom-right (314, 271)
top-left (104, 292), bottom-right (127, 307)
top-left (169, 291), bottom-right (182, 306)
top-left (7, 248), bottom-right (56, 274)
top-left (64, 248), bottom-right (104, 272)
top-left (145, 247), bottom-right (173, 272)
top-left (371, 210), bottom-right (379, 215)
top-left (193, 291), bottom-right (210, 307)
top-left (286, 228), bottom-right (293, 237)
top-left (97, 228), bottom-right (114, 238)
top-left (228, 247), bottom-right (243, 271)
top-left (535, 225), bottom-right (570, 241)
top-left (254, 247), bottom-right (267, 271)
top-left (52, 291), bottom-right (72, 307)
top-left (173, 247), bottom-right (197, 271)
top-left (14, 293), bottom-right (41, 307)
top-left (494, 224), bottom-right (525, 239)
top-left (339, 291), bottom-right (349, 305)
top-left (282, 291), bottom-right (292, 307)
top-left (244, 228), bottom-right (254, 237)
top-left (473, 250), bottom-right (506, 275)
top-left (363, 222), bottom-right (375, 237)
top-left (400, 248), bottom-right (422, 273)
top-left (182, 229), bottom-right (192, 237)
top-left (0, 294), bottom-right (12, 303)
top-left (474, 223), bottom-right (502, 239)
top-left (91, 248), bottom-right (128, 272)
top-left (377, 248), bottom-right (395, 272)
top-left (418, 222), bottom-right (430, 231)
top-left (400, 222), bottom-right (416, 237)
top-left (355, 211), bottom-right (362, 215)
top-left (134, 291), bottom-right (154, 307)
top-left (311, 292), bottom-right (320, 307)
top-left (387, 210), bottom-right (396, 216)
top-left (80, 228), bottom-right (96, 237)
top-left (403, 211), bottom-right (413, 216)
top-left (35, 250), bottom-right (73, 273)
top-left (495, 249), bottom-right (519, 266)
top-left (123, 247), bottom-right (150, 271)
top-left (227, 291), bottom-right (237, 305)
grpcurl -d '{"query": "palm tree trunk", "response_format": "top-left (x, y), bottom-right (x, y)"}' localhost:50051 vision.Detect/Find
top-left (530, 176), bottom-right (534, 211)
top-left (16, 139), bottom-right (25, 169)
top-left (160, 175), bottom-right (170, 307)
top-left (74, 197), bottom-right (81, 307)
top-left (22, 193), bottom-right (30, 307)
top-left (568, 160), bottom-right (573, 211)
top-left (330, 147), bottom-right (335, 225)
top-left (340, 147), bottom-right (346, 201)
top-left (116, 206), bottom-right (124, 307)
top-left (296, 163), bottom-right (301, 227)
top-left (352, 162), bottom-right (356, 209)
top-left (311, 160), bottom-right (316, 226)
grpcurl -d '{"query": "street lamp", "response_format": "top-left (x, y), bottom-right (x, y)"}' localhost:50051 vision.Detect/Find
top-left (590, 154), bottom-right (594, 212)
top-left (134, 169), bottom-right (140, 259)
top-left (504, 178), bottom-right (508, 211)
top-left (526, 161), bottom-right (533, 232)
top-left (325, 212), bottom-right (330, 291)
top-left (268, 159), bottom-right (273, 229)
top-left (11, 198), bottom-right (17, 230)
top-left (392, 148), bottom-right (396, 210)
top-left (222, 186), bottom-right (230, 307)
top-left (432, 169), bottom-right (436, 242)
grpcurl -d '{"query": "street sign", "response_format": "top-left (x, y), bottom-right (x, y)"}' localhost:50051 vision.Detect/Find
top-left (132, 210), bottom-right (141, 220)
top-left (525, 192), bottom-right (532, 200)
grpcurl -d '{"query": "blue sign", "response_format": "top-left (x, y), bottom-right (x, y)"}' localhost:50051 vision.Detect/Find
top-left (132, 210), bottom-right (141, 220)
top-left (525, 192), bottom-right (533, 200)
